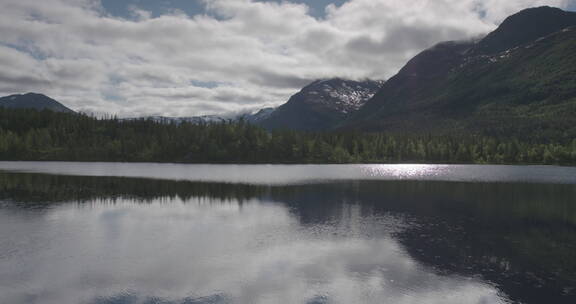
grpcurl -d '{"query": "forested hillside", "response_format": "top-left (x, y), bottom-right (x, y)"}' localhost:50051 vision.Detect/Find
top-left (345, 7), bottom-right (576, 142)
top-left (1, 108), bottom-right (575, 164)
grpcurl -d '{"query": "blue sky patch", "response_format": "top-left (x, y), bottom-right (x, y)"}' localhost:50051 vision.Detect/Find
top-left (100, 0), bottom-right (348, 19)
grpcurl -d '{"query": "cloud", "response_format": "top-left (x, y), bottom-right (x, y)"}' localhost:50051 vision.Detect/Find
top-left (0, 0), bottom-right (573, 117)
top-left (0, 46), bottom-right (50, 90)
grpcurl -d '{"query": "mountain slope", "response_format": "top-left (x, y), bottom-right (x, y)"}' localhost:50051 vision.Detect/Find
top-left (0, 93), bottom-right (75, 113)
top-left (238, 107), bottom-right (275, 124)
top-left (473, 6), bottom-right (576, 55)
top-left (260, 78), bottom-right (383, 131)
top-left (345, 6), bottom-right (576, 142)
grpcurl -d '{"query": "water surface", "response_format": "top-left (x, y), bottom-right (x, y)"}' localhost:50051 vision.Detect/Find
top-left (0, 163), bottom-right (574, 304)
top-left (1, 161), bottom-right (575, 185)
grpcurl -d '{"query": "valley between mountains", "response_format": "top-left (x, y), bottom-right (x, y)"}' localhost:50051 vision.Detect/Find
top-left (1, 6), bottom-right (575, 164)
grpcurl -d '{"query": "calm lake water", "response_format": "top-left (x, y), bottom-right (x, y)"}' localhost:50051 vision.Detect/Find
top-left (0, 162), bottom-right (575, 304)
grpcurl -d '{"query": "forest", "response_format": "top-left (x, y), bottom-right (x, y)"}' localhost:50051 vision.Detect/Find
top-left (0, 108), bottom-right (575, 165)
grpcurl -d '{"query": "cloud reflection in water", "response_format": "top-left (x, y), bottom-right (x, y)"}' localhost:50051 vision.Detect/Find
top-left (0, 197), bottom-right (508, 304)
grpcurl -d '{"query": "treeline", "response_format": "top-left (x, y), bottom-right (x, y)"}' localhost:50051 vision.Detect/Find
top-left (1, 108), bottom-right (575, 165)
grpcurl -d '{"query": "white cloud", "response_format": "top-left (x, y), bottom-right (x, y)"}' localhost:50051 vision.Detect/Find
top-left (0, 0), bottom-right (573, 117)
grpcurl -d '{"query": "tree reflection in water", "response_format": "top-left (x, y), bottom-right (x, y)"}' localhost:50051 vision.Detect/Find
top-left (0, 172), bottom-right (574, 304)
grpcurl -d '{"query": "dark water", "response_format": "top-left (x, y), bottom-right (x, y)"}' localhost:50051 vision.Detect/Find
top-left (0, 163), bottom-right (575, 304)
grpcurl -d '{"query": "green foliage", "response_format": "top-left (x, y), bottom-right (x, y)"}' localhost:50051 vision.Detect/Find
top-left (349, 27), bottom-right (576, 144)
top-left (0, 108), bottom-right (575, 164)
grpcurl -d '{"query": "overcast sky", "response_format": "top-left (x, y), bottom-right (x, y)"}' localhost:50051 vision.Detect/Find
top-left (1, 0), bottom-right (575, 117)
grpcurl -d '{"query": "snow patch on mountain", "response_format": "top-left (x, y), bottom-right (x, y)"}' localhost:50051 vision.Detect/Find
top-left (302, 79), bottom-right (384, 114)
top-left (124, 107), bottom-right (276, 125)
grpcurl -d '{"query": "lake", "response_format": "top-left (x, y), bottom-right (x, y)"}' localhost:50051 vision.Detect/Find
top-left (0, 162), bottom-right (575, 304)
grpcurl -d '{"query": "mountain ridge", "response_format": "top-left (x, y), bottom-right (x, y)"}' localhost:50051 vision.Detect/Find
top-left (341, 6), bottom-right (576, 142)
top-left (471, 6), bottom-right (576, 55)
top-left (259, 78), bottom-right (384, 131)
top-left (3, 6), bottom-right (576, 142)
top-left (0, 93), bottom-right (75, 113)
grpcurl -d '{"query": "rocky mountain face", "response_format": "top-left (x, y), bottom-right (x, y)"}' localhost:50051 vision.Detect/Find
top-left (0, 93), bottom-right (75, 113)
top-left (344, 6), bottom-right (576, 142)
top-left (259, 78), bottom-right (384, 131)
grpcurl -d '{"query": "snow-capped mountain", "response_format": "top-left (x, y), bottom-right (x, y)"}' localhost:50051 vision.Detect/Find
top-left (259, 78), bottom-right (384, 131)
top-left (304, 79), bottom-right (384, 114)
top-left (136, 115), bottom-right (230, 124)
top-left (126, 108), bottom-right (276, 125)
top-left (237, 107), bottom-right (276, 123)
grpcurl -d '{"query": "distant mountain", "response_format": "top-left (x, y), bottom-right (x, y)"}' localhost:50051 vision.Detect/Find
top-left (344, 6), bottom-right (576, 142)
top-left (238, 107), bottom-right (275, 124)
top-left (136, 115), bottom-right (229, 124)
top-left (128, 108), bottom-right (276, 125)
top-left (260, 78), bottom-right (384, 131)
top-left (0, 93), bottom-right (75, 113)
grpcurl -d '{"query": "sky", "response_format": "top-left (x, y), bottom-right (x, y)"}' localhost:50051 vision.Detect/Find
top-left (1, 0), bottom-right (575, 117)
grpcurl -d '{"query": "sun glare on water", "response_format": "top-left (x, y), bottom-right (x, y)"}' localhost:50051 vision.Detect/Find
top-left (361, 164), bottom-right (446, 180)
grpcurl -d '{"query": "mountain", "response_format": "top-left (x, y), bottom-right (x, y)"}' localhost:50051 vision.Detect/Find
top-left (260, 78), bottom-right (383, 131)
top-left (129, 115), bottom-right (229, 124)
top-left (472, 6), bottom-right (576, 55)
top-left (127, 108), bottom-right (276, 125)
top-left (239, 107), bottom-right (275, 124)
top-left (344, 6), bottom-right (576, 142)
top-left (0, 93), bottom-right (75, 113)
